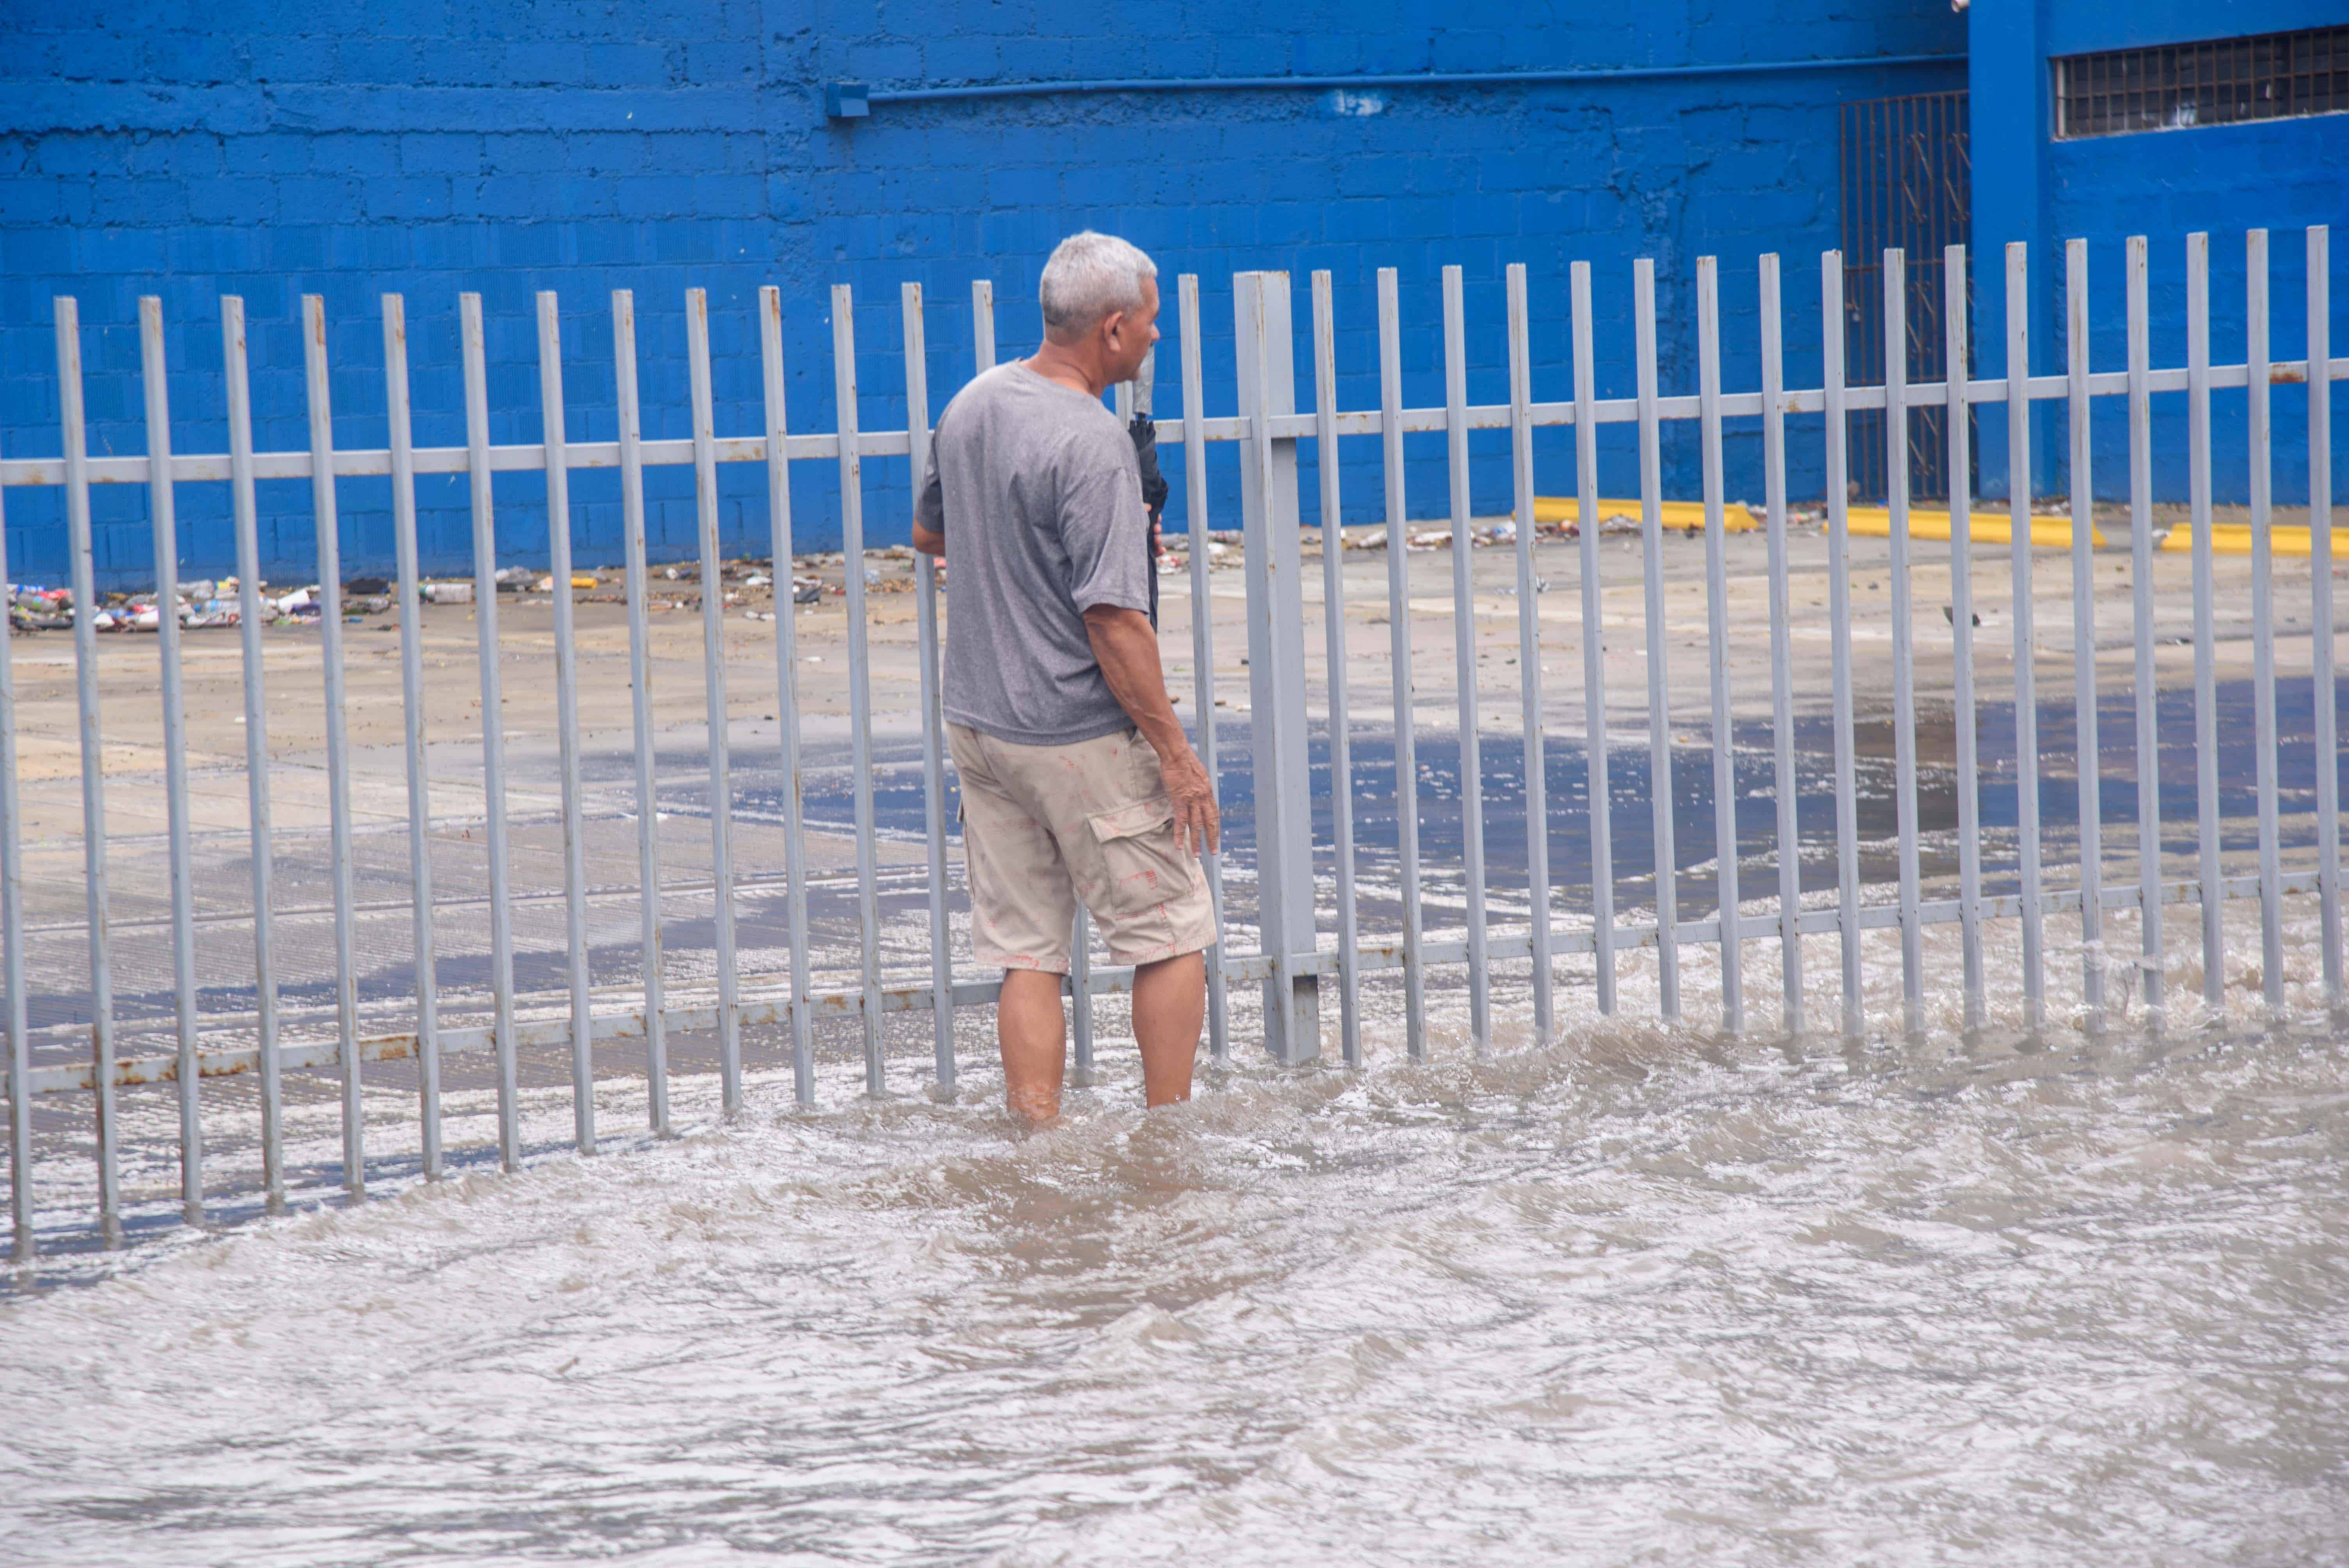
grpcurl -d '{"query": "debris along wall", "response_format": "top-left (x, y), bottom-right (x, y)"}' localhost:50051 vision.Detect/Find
top-left (0, 1), bottom-right (1964, 589)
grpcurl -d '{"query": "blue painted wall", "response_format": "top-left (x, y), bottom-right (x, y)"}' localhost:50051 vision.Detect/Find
top-left (1969, 0), bottom-right (2347, 506)
top-left (6, 3), bottom-right (1971, 588)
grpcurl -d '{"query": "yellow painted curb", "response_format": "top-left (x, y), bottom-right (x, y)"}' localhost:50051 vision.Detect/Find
top-left (2158, 524), bottom-right (2317, 557)
top-left (1845, 507), bottom-right (2107, 549)
top-left (1532, 496), bottom-right (1759, 531)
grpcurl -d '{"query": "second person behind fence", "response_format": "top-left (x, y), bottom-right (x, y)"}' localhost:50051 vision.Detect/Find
top-left (912, 231), bottom-right (1218, 1124)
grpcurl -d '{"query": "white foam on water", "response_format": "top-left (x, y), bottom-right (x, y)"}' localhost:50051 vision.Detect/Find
top-left (4, 905), bottom-right (2347, 1565)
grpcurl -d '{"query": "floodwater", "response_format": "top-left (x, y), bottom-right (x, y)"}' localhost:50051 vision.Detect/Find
top-left (4, 909), bottom-right (2345, 1565)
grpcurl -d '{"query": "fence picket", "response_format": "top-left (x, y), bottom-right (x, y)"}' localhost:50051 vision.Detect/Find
top-left (460, 293), bottom-right (522, 1170)
top-left (830, 286), bottom-right (884, 1096)
top-left (759, 285), bottom-right (818, 1107)
top-left (2247, 232), bottom-right (2283, 1016)
top-left (1377, 268), bottom-right (1427, 1059)
top-left (612, 290), bottom-right (672, 1130)
top-left (1570, 261), bottom-right (1616, 1016)
top-left (2065, 241), bottom-right (2105, 1032)
top-left (1697, 255), bottom-right (1740, 1032)
top-left (538, 294), bottom-right (595, 1155)
top-left (223, 296), bottom-right (285, 1204)
top-left (2006, 243), bottom-right (2046, 1028)
top-left (1759, 253), bottom-right (1802, 1033)
top-left (1504, 264), bottom-right (1552, 1046)
top-left (2188, 234), bottom-right (2224, 1013)
top-left (1442, 267), bottom-right (1490, 1052)
top-left (1883, 251), bottom-right (1925, 1033)
top-left (1821, 255), bottom-right (1863, 1034)
top-left (384, 294), bottom-right (443, 1177)
top-left (1943, 249), bottom-right (1985, 1032)
top-left (2128, 237), bottom-right (2165, 1019)
top-left (140, 296), bottom-right (202, 1221)
top-left (1313, 271), bottom-right (1363, 1066)
top-left (2311, 226), bottom-right (2341, 1007)
top-left (688, 290), bottom-right (747, 1107)
top-left (1634, 260), bottom-right (1678, 1020)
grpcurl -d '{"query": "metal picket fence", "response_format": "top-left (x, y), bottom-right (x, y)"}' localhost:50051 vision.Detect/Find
top-left (0, 226), bottom-right (2341, 1259)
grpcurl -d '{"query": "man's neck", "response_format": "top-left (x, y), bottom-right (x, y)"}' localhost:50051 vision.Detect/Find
top-left (1024, 340), bottom-right (1107, 399)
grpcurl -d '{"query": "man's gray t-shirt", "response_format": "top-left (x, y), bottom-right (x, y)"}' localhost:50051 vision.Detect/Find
top-left (915, 362), bottom-right (1151, 747)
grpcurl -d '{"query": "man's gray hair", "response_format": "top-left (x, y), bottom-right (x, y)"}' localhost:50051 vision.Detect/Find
top-left (1038, 231), bottom-right (1157, 334)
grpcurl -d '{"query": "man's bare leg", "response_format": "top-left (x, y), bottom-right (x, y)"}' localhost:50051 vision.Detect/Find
top-left (998, 968), bottom-right (1067, 1123)
top-left (1132, 950), bottom-right (1205, 1108)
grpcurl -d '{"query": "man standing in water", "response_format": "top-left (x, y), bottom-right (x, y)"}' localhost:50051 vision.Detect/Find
top-left (912, 231), bottom-right (1219, 1123)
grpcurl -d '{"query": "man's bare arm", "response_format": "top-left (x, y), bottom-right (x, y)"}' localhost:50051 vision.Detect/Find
top-left (912, 521), bottom-right (945, 556)
top-left (1082, 604), bottom-right (1219, 855)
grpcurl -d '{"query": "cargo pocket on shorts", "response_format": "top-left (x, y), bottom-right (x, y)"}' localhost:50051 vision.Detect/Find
top-left (1085, 795), bottom-right (1194, 942)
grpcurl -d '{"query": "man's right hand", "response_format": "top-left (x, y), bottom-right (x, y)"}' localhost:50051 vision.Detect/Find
top-left (1080, 601), bottom-right (1216, 855)
top-left (1160, 741), bottom-right (1219, 858)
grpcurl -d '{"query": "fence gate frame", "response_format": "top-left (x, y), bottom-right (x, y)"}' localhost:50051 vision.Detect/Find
top-left (1841, 87), bottom-right (1974, 502)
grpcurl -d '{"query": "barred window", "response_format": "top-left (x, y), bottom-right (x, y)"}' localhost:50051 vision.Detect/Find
top-left (2053, 25), bottom-right (2349, 138)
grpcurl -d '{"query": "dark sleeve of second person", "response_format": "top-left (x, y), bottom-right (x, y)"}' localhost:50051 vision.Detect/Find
top-left (1062, 425), bottom-right (1153, 615)
top-left (916, 450), bottom-right (945, 538)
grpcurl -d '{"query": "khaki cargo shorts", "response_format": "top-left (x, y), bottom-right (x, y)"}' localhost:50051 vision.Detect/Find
top-left (948, 722), bottom-right (1218, 974)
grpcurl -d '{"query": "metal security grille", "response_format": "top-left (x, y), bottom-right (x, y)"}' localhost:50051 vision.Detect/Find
top-left (1, 229), bottom-right (2343, 1262)
top-left (2055, 25), bottom-right (2349, 139)
top-left (1839, 89), bottom-right (1971, 501)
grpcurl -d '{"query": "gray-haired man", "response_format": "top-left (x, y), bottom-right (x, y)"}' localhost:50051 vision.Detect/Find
top-left (912, 231), bottom-right (1219, 1124)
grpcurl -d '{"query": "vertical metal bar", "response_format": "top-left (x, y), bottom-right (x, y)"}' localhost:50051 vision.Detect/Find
top-left (973, 280), bottom-right (996, 370)
top-left (759, 287), bottom-right (813, 1106)
top-left (830, 285), bottom-right (884, 1093)
top-left (1312, 271), bottom-right (1363, 1065)
top-left (2310, 226), bottom-right (2340, 1009)
top-left (2065, 241), bottom-right (2105, 1032)
top-left (1822, 255), bottom-right (1862, 1035)
top-left (1069, 902), bottom-right (1095, 1085)
top-left (223, 297), bottom-right (282, 1206)
top-left (57, 297), bottom-right (118, 1243)
top-left (1759, 255), bottom-right (1801, 1033)
top-left (302, 295), bottom-right (363, 1194)
top-left (1505, 263), bottom-right (1552, 1045)
top-left (1376, 268), bottom-right (1426, 1058)
top-left (612, 290), bottom-right (669, 1130)
top-left (0, 406), bottom-right (28, 1258)
top-left (139, 296), bottom-right (202, 1222)
top-left (1078, 337), bottom-right (1107, 1087)
top-left (537, 292), bottom-right (595, 1152)
top-left (2247, 230), bottom-right (2283, 1018)
top-left (2128, 238), bottom-right (2165, 1019)
top-left (1884, 252), bottom-right (1925, 1032)
top-left (2187, 233), bottom-right (2224, 1013)
top-left (2005, 242), bottom-right (2046, 1028)
top-left (461, 293), bottom-right (521, 1170)
top-left (1172, 276), bottom-right (1231, 1064)
top-left (382, 294), bottom-right (441, 1177)
top-left (1169, 282), bottom-right (1231, 1066)
top-left (1572, 262), bottom-right (1616, 1014)
top-left (1697, 256), bottom-right (1740, 1032)
top-left (1635, 260), bottom-right (1678, 1020)
top-left (901, 283), bottom-right (957, 1097)
top-left (686, 290), bottom-right (745, 1107)
top-left (1077, 290), bottom-right (1109, 1086)
top-left (1944, 248), bottom-right (1984, 1032)
top-left (1442, 266), bottom-right (1490, 1052)
top-left (1235, 270), bottom-right (1321, 1066)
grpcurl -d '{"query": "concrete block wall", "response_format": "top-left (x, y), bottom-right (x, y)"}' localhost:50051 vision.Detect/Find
top-left (1968, 0), bottom-right (2347, 507)
top-left (1, 0), bottom-right (1965, 587)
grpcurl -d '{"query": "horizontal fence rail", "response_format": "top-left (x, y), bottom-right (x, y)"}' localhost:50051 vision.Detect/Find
top-left (1, 227), bottom-right (2342, 1261)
